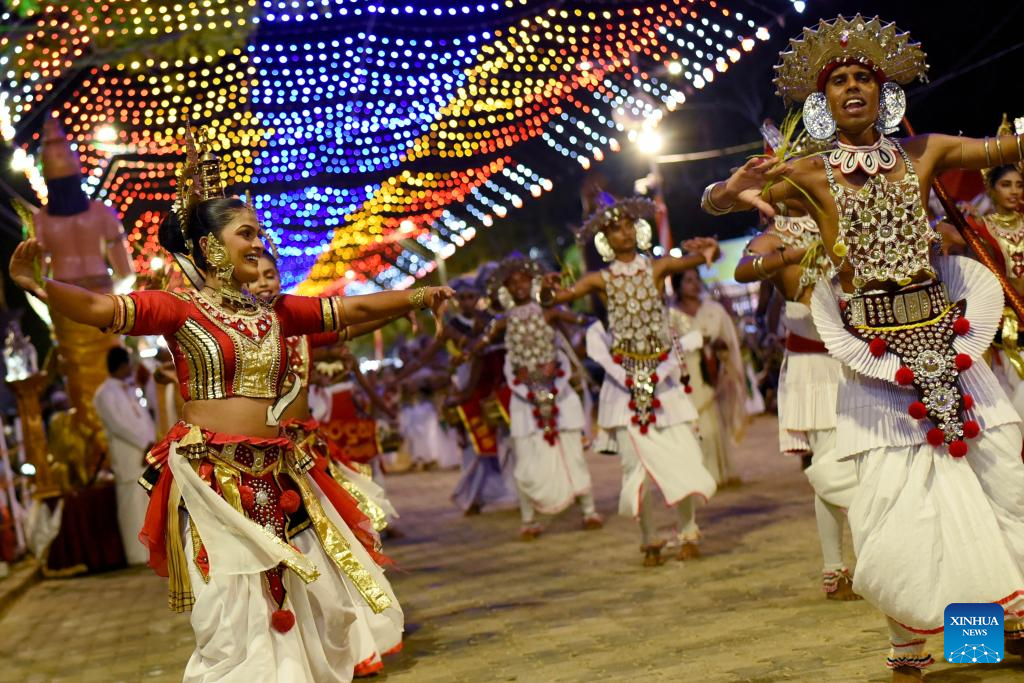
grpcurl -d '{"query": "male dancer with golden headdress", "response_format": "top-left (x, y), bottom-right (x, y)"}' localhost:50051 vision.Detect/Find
top-left (703, 15), bottom-right (1024, 680)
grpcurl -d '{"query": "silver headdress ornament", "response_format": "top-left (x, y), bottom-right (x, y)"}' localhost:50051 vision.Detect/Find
top-left (576, 192), bottom-right (655, 262)
top-left (486, 254), bottom-right (544, 311)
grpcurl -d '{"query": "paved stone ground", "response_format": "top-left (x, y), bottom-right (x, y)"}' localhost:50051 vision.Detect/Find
top-left (0, 415), bottom-right (1019, 682)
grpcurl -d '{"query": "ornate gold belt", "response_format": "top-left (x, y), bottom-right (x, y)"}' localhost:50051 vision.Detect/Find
top-left (846, 281), bottom-right (949, 327)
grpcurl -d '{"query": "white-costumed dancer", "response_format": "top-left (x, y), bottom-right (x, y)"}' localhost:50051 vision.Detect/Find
top-left (736, 203), bottom-right (860, 600)
top-left (474, 255), bottom-right (602, 539)
top-left (544, 193), bottom-right (718, 566)
top-left (671, 269), bottom-right (748, 487)
top-left (704, 15), bottom-right (1024, 679)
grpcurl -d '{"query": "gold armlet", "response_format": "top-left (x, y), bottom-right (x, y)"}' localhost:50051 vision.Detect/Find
top-left (996, 136), bottom-right (1006, 164)
top-left (1016, 134), bottom-right (1024, 163)
top-left (409, 287), bottom-right (428, 310)
top-left (102, 293), bottom-right (134, 334)
top-left (752, 256), bottom-right (769, 280)
top-left (984, 136), bottom-right (992, 167)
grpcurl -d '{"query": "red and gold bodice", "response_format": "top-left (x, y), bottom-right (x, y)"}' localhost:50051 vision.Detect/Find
top-left (108, 289), bottom-right (344, 401)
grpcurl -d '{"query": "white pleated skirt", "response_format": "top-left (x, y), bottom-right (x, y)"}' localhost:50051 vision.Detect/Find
top-left (615, 421), bottom-right (717, 517)
top-left (850, 423), bottom-right (1024, 634)
top-left (511, 430), bottom-right (593, 515)
top-left (181, 484), bottom-right (403, 682)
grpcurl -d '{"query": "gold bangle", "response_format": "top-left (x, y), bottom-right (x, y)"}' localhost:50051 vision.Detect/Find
top-left (984, 136), bottom-right (992, 167)
top-left (996, 136), bottom-right (1006, 164)
top-left (1016, 134), bottom-right (1024, 163)
top-left (409, 287), bottom-right (428, 310)
top-left (752, 255), bottom-right (769, 280)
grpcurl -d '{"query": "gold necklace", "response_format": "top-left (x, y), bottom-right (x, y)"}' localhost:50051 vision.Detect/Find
top-left (986, 212), bottom-right (1023, 232)
top-left (201, 284), bottom-right (262, 315)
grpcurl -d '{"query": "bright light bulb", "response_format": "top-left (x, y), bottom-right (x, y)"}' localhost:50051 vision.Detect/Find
top-left (635, 129), bottom-right (664, 156)
top-left (94, 124), bottom-right (118, 143)
top-left (399, 219), bottom-right (415, 234)
top-left (150, 256), bottom-right (164, 271)
top-left (793, 1), bottom-right (806, 13)
top-left (10, 148), bottom-right (29, 171)
top-left (667, 62), bottom-right (682, 75)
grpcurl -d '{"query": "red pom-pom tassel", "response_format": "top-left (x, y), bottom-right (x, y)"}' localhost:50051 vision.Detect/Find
top-left (948, 440), bottom-right (968, 458)
top-left (625, 377), bottom-right (634, 388)
top-left (908, 401), bottom-right (928, 420)
top-left (868, 337), bottom-right (887, 357)
top-left (271, 609), bottom-right (296, 633)
top-left (926, 427), bottom-right (945, 447)
top-left (639, 424), bottom-right (649, 435)
top-left (963, 394), bottom-right (975, 411)
top-left (952, 317), bottom-right (971, 335)
top-left (684, 385), bottom-right (693, 394)
top-left (280, 490), bottom-right (301, 514)
top-left (239, 485), bottom-right (255, 511)
top-left (631, 414), bottom-right (640, 424)
top-left (651, 398), bottom-right (662, 409)
top-left (613, 354), bottom-right (623, 365)
top-left (650, 373), bottom-right (660, 384)
top-left (895, 367), bottom-right (915, 386)
top-left (955, 353), bottom-right (973, 371)
top-left (658, 351), bottom-right (669, 362)
top-left (963, 420), bottom-right (981, 439)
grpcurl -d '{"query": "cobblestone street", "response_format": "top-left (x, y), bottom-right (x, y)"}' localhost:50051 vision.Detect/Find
top-left (0, 416), bottom-right (1019, 682)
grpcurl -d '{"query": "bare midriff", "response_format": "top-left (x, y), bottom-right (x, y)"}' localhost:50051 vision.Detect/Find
top-left (183, 396), bottom-right (280, 439)
top-left (282, 394), bottom-right (312, 423)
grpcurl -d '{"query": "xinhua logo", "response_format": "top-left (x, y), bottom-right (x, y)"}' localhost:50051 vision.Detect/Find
top-left (944, 603), bottom-right (1004, 663)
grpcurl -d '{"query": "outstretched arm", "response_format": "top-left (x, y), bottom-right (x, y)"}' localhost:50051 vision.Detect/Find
top-left (340, 286), bottom-right (454, 327)
top-left (9, 239), bottom-right (115, 328)
top-left (924, 132), bottom-right (1024, 173)
top-left (466, 316), bottom-right (507, 356)
top-left (540, 270), bottom-right (603, 306)
top-left (734, 233), bottom-right (805, 284)
top-left (342, 313), bottom-right (408, 341)
top-left (702, 156), bottom-right (797, 217)
top-left (653, 236), bottom-right (720, 280)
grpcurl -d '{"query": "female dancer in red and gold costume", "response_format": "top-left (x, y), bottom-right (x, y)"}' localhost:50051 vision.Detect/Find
top-left (251, 252), bottom-right (403, 677)
top-left (8, 127), bottom-right (453, 682)
top-left (969, 164), bottom-right (1024, 417)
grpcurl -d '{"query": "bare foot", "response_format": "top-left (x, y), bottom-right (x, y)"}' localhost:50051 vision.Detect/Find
top-left (890, 666), bottom-right (923, 682)
top-left (641, 540), bottom-right (666, 567)
top-left (519, 524), bottom-right (543, 541)
top-left (676, 542), bottom-right (701, 561)
top-left (582, 514), bottom-right (604, 530)
top-left (826, 571), bottom-right (863, 601)
top-left (464, 502), bottom-right (482, 517)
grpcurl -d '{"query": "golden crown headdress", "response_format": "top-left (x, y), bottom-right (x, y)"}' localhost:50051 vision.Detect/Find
top-left (773, 15), bottom-right (928, 105)
top-left (174, 122), bottom-right (226, 251)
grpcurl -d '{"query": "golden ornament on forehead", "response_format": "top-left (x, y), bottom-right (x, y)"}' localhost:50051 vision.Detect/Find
top-left (773, 15), bottom-right (928, 105)
top-left (174, 120), bottom-right (227, 249)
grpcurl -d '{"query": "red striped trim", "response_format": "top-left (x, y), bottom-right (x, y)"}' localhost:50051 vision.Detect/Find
top-left (890, 639), bottom-right (926, 649)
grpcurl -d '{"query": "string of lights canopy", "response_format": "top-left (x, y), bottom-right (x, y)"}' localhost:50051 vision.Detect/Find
top-left (0, 1), bottom-right (806, 294)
